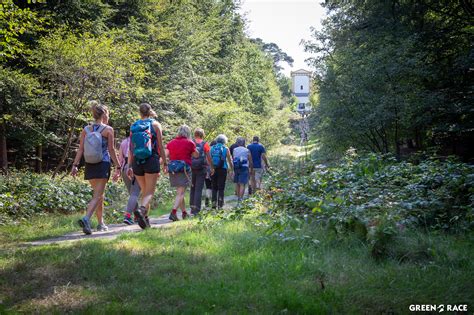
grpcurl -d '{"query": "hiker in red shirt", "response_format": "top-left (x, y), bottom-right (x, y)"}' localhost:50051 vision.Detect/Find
top-left (166, 125), bottom-right (199, 221)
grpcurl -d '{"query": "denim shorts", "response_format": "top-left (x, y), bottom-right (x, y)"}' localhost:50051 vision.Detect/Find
top-left (233, 167), bottom-right (249, 184)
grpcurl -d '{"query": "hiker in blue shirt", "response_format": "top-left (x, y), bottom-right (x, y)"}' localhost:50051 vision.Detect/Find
top-left (247, 136), bottom-right (270, 193)
top-left (210, 134), bottom-right (234, 209)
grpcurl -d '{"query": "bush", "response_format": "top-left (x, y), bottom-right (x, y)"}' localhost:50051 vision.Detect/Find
top-left (258, 152), bottom-right (474, 261)
top-left (266, 152), bottom-right (474, 233)
top-left (0, 171), bottom-right (173, 225)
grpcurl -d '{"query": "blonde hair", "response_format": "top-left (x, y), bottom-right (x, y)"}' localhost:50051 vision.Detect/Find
top-left (139, 103), bottom-right (157, 118)
top-left (90, 101), bottom-right (108, 120)
top-left (177, 125), bottom-right (192, 139)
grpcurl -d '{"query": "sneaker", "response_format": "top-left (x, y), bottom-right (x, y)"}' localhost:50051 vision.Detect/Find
top-left (182, 211), bottom-right (189, 220)
top-left (97, 223), bottom-right (109, 232)
top-left (123, 213), bottom-right (134, 225)
top-left (78, 216), bottom-right (92, 235)
top-left (169, 211), bottom-right (179, 222)
top-left (134, 206), bottom-right (148, 229)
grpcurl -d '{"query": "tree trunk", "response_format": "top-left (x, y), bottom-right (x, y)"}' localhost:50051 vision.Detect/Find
top-left (0, 121), bottom-right (7, 173)
top-left (52, 117), bottom-right (77, 178)
top-left (35, 144), bottom-right (42, 173)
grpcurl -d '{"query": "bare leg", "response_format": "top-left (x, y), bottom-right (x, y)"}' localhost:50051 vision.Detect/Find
top-left (250, 173), bottom-right (256, 195)
top-left (86, 179), bottom-right (107, 219)
top-left (135, 173), bottom-right (159, 216)
top-left (95, 193), bottom-right (105, 224)
top-left (173, 186), bottom-right (186, 210)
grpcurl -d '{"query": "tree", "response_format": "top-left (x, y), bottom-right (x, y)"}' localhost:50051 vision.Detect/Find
top-left (31, 30), bottom-right (145, 175)
top-left (304, 0), bottom-right (474, 159)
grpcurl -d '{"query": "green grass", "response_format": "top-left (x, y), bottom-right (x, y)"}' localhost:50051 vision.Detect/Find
top-left (0, 216), bottom-right (472, 313)
top-left (0, 199), bottom-right (173, 246)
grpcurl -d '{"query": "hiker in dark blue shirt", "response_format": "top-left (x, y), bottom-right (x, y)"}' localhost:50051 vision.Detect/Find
top-left (247, 136), bottom-right (270, 194)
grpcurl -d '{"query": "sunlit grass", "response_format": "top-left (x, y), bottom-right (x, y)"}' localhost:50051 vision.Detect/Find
top-left (1, 218), bottom-right (472, 313)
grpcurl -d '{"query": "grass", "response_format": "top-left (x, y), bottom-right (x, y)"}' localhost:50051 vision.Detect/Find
top-left (1, 146), bottom-right (472, 313)
top-left (0, 198), bottom-right (173, 246)
top-left (0, 214), bottom-right (472, 313)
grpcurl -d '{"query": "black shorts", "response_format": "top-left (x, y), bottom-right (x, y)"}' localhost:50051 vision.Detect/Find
top-left (132, 154), bottom-right (160, 176)
top-left (84, 161), bottom-right (111, 180)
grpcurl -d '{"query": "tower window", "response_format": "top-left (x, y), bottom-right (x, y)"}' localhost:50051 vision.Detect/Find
top-left (300, 85), bottom-right (303, 90)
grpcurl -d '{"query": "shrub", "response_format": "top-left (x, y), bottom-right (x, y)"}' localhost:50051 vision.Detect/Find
top-left (266, 153), bottom-right (474, 234)
top-left (0, 171), bottom-right (173, 225)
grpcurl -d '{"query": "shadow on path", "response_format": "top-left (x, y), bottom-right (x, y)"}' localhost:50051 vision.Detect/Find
top-left (26, 195), bottom-right (239, 246)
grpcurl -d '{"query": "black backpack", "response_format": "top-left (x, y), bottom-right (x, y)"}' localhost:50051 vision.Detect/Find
top-left (191, 141), bottom-right (208, 170)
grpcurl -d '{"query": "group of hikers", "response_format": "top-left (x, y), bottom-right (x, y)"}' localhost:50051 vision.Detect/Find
top-left (71, 102), bottom-right (270, 235)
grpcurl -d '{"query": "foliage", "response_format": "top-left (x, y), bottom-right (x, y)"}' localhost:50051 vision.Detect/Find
top-left (0, 0), bottom-right (45, 62)
top-left (304, 0), bottom-right (474, 159)
top-left (0, 171), bottom-right (173, 225)
top-left (260, 151), bottom-right (474, 258)
top-left (2, 0), bottom-right (291, 172)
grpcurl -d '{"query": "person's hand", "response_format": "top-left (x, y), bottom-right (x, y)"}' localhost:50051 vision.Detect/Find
top-left (127, 167), bottom-right (134, 180)
top-left (163, 162), bottom-right (168, 174)
top-left (113, 167), bottom-right (121, 182)
top-left (71, 165), bottom-right (78, 177)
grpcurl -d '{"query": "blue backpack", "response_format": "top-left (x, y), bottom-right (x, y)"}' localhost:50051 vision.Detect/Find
top-left (210, 143), bottom-right (226, 169)
top-left (130, 119), bottom-right (156, 163)
top-left (167, 160), bottom-right (190, 174)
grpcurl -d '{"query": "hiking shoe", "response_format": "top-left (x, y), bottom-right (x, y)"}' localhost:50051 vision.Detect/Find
top-left (78, 216), bottom-right (92, 235)
top-left (169, 211), bottom-right (179, 222)
top-left (134, 206), bottom-right (148, 229)
top-left (182, 211), bottom-right (189, 220)
top-left (123, 213), bottom-right (134, 225)
top-left (97, 223), bottom-right (109, 232)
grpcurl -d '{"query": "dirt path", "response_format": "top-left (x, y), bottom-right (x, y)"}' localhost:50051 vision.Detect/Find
top-left (26, 195), bottom-right (239, 246)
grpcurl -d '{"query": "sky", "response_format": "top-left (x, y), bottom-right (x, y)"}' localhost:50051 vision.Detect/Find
top-left (238, 0), bottom-right (326, 76)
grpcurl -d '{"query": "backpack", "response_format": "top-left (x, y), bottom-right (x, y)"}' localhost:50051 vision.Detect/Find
top-left (130, 119), bottom-right (156, 163)
top-left (210, 143), bottom-right (226, 169)
top-left (168, 160), bottom-right (190, 174)
top-left (191, 141), bottom-right (207, 170)
top-left (83, 124), bottom-right (106, 164)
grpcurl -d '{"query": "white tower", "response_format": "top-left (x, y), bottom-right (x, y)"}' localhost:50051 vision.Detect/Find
top-left (290, 69), bottom-right (312, 115)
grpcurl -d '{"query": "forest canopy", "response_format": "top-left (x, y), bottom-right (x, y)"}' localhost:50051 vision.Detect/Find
top-left (0, 0), bottom-right (293, 172)
top-left (304, 0), bottom-right (474, 160)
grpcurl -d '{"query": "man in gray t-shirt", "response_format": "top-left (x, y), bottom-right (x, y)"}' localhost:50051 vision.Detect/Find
top-left (232, 138), bottom-right (253, 202)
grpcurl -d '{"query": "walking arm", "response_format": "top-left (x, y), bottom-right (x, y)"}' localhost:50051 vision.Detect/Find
top-left (226, 149), bottom-right (234, 173)
top-left (154, 121), bottom-right (167, 169)
top-left (127, 138), bottom-right (135, 179)
top-left (262, 153), bottom-right (270, 169)
top-left (107, 127), bottom-right (121, 181)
